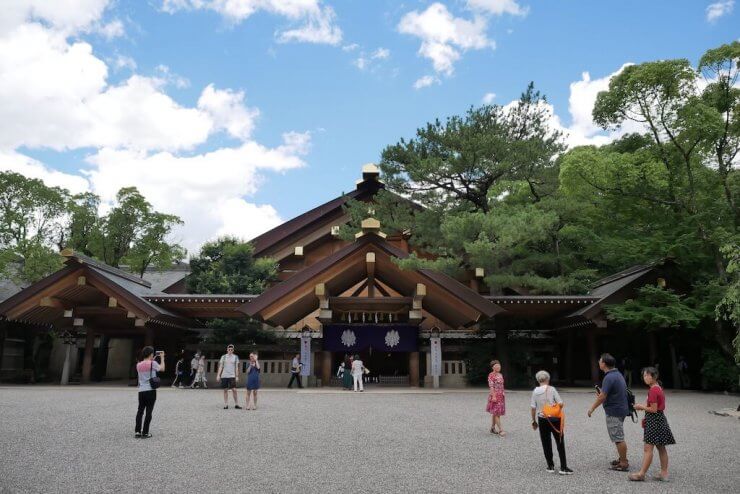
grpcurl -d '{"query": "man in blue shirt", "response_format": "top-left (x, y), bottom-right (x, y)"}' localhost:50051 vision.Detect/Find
top-left (588, 353), bottom-right (629, 471)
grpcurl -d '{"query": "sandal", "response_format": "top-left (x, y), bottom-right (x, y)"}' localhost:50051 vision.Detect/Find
top-left (652, 475), bottom-right (669, 482)
top-left (610, 459), bottom-right (621, 466)
top-left (610, 464), bottom-right (629, 472)
top-left (490, 427), bottom-right (498, 434)
top-left (498, 431), bottom-right (507, 437)
top-left (628, 473), bottom-right (645, 481)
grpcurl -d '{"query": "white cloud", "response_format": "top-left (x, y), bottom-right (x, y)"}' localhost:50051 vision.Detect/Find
top-left (398, 2), bottom-right (492, 76)
top-left (0, 0), bottom-right (113, 36)
top-left (482, 92), bottom-right (496, 103)
top-left (162, 0), bottom-right (342, 45)
top-left (96, 19), bottom-right (124, 39)
top-left (467, 0), bottom-right (528, 16)
top-left (372, 48), bottom-right (390, 59)
top-left (0, 150), bottom-right (90, 194)
top-left (197, 84), bottom-right (260, 141)
top-left (154, 64), bottom-right (190, 89)
top-left (342, 43), bottom-right (359, 52)
top-left (413, 75), bottom-right (440, 89)
top-left (353, 47), bottom-right (391, 70)
top-left (706, 0), bottom-right (734, 22)
top-left (0, 0), bottom-right (312, 251)
top-left (111, 54), bottom-right (137, 71)
top-left (84, 133), bottom-right (310, 251)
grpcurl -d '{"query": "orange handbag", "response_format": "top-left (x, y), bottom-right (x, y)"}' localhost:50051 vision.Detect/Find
top-left (542, 385), bottom-right (563, 419)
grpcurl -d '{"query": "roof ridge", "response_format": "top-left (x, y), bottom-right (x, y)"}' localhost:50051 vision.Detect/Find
top-left (590, 261), bottom-right (659, 289)
top-left (60, 249), bottom-right (152, 289)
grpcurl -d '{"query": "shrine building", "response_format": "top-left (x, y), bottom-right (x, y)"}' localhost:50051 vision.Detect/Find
top-left (0, 165), bottom-right (680, 388)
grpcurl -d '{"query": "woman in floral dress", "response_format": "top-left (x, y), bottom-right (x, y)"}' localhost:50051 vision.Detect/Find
top-left (487, 360), bottom-right (506, 436)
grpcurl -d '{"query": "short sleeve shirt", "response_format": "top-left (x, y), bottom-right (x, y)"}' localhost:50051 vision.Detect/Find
top-left (136, 360), bottom-right (160, 391)
top-left (647, 385), bottom-right (665, 411)
top-left (601, 369), bottom-right (629, 417)
top-left (220, 354), bottom-right (239, 378)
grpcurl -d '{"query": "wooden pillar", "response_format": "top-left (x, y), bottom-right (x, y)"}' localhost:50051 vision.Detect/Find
top-left (587, 331), bottom-right (599, 384)
top-left (321, 351), bottom-right (332, 387)
top-left (60, 342), bottom-right (73, 385)
top-left (144, 326), bottom-right (154, 347)
top-left (409, 351), bottom-right (420, 387)
top-left (495, 328), bottom-right (509, 377)
top-left (81, 329), bottom-right (95, 383)
top-left (648, 331), bottom-right (658, 366)
top-left (669, 338), bottom-right (679, 389)
top-left (0, 324), bottom-right (6, 378)
top-left (565, 329), bottom-right (575, 384)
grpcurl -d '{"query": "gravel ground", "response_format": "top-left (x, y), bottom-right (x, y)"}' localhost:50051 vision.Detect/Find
top-left (0, 386), bottom-right (738, 494)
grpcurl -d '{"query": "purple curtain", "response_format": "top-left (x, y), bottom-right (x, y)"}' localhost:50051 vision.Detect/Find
top-left (322, 325), bottom-right (418, 352)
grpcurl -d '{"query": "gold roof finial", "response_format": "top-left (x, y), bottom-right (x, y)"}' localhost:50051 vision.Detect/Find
top-left (355, 217), bottom-right (387, 240)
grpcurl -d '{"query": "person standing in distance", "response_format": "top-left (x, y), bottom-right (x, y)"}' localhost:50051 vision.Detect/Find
top-left (351, 354), bottom-right (365, 392)
top-left (287, 353), bottom-right (303, 389)
top-left (135, 346), bottom-right (164, 438)
top-left (588, 353), bottom-right (630, 471)
top-left (216, 344), bottom-right (241, 409)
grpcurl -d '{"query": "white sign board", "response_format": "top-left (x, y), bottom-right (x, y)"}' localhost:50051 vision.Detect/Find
top-left (430, 336), bottom-right (442, 377)
top-left (300, 333), bottom-right (312, 377)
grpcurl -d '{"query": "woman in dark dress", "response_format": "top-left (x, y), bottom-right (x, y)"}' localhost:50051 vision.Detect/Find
top-left (629, 367), bottom-right (676, 482)
top-left (342, 355), bottom-right (353, 390)
top-left (245, 352), bottom-right (261, 410)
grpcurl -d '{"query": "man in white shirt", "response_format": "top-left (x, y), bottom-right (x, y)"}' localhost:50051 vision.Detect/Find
top-left (351, 355), bottom-right (365, 392)
top-left (217, 344), bottom-right (241, 409)
top-left (287, 354), bottom-right (303, 389)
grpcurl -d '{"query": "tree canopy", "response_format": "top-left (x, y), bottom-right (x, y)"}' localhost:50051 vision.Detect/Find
top-left (0, 171), bottom-right (186, 283)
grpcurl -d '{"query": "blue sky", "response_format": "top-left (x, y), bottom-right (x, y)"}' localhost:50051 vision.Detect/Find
top-left (0, 0), bottom-right (737, 252)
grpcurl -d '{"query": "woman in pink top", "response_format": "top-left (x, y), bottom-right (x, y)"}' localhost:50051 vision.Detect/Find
top-left (486, 360), bottom-right (506, 436)
top-left (135, 346), bottom-right (165, 439)
top-left (629, 367), bottom-right (675, 482)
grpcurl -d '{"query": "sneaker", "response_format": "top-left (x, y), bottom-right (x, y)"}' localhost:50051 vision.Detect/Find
top-left (223, 405), bottom-right (228, 409)
top-left (546, 466), bottom-right (555, 474)
top-left (559, 468), bottom-right (574, 475)
top-left (141, 433), bottom-right (152, 439)
top-left (234, 405), bottom-right (242, 409)
top-left (134, 432), bottom-right (142, 438)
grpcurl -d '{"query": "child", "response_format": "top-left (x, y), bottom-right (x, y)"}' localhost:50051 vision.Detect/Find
top-left (628, 367), bottom-right (676, 482)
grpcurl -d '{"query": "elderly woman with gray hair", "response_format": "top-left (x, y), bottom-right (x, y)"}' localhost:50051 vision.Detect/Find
top-left (530, 370), bottom-right (573, 475)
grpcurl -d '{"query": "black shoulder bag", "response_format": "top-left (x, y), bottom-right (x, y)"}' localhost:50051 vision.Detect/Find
top-left (149, 361), bottom-right (161, 389)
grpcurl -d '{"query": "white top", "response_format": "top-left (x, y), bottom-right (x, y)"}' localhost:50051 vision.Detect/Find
top-left (291, 357), bottom-right (302, 373)
top-left (219, 354), bottom-right (239, 378)
top-left (530, 385), bottom-right (563, 418)
top-left (351, 359), bottom-right (364, 376)
top-left (137, 360), bottom-right (160, 392)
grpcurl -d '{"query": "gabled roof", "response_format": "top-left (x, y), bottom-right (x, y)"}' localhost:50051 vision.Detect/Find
top-left (555, 261), bottom-right (668, 325)
top-left (0, 250), bottom-right (189, 328)
top-left (240, 232), bottom-right (502, 328)
top-left (250, 180), bottom-right (380, 256)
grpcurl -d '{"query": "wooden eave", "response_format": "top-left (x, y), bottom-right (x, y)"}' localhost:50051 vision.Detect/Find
top-left (239, 234), bottom-right (501, 328)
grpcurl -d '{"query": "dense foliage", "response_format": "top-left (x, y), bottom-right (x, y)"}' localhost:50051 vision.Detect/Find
top-left (0, 172), bottom-right (185, 282)
top-left (343, 42), bottom-right (739, 388)
top-left (186, 236), bottom-right (278, 344)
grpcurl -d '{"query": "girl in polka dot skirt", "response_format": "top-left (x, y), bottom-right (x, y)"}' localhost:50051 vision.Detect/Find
top-left (629, 367), bottom-right (676, 482)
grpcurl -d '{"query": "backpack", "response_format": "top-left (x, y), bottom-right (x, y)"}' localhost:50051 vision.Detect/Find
top-left (626, 388), bottom-right (638, 423)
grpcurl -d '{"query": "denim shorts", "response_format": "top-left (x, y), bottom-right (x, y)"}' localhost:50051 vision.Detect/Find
top-left (606, 415), bottom-right (625, 442)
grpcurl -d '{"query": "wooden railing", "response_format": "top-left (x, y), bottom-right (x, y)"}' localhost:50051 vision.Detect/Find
top-left (203, 359), bottom-right (291, 377)
top-left (442, 360), bottom-right (466, 376)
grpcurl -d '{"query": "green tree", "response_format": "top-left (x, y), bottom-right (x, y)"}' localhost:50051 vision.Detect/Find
top-left (342, 84), bottom-right (593, 293)
top-left (187, 236), bottom-right (278, 343)
top-left (93, 187), bottom-right (185, 272)
top-left (0, 171), bottom-right (67, 283)
top-left (187, 236), bottom-right (277, 294)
